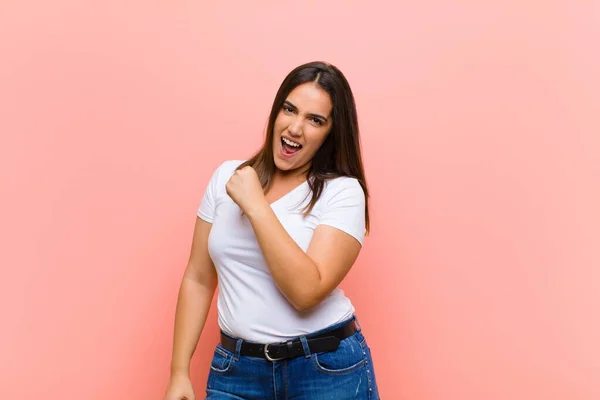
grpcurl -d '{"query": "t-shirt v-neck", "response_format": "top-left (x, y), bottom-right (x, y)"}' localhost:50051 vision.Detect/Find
top-left (267, 180), bottom-right (309, 208)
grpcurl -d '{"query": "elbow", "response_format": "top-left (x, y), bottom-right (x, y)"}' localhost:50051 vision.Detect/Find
top-left (285, 269), bottom-right (326, 312)
top-left (292, 301), bottom-right (317, 313)
top-left (290, 292), bottom-right (323, 312)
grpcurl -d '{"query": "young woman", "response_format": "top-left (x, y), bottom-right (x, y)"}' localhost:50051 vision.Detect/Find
top-left (163, 61), bottom-right (380, 400)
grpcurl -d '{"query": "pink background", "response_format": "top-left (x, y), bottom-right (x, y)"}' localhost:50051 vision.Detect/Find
top-left (1, 1), bottom-right (599, 399)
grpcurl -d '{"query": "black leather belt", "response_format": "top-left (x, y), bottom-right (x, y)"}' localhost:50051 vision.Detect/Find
top-left (220, 319), bottom-right (357, 361)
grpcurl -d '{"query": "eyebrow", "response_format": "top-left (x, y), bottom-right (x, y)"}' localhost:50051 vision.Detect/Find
top-left (284, 100), bottom-right (329, 122)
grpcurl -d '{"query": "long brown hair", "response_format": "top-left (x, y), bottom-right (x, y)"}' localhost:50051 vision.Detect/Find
top-left (238, 61), bottom-right (370, 233)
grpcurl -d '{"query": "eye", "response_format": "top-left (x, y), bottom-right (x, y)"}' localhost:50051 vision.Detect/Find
top-left (311, 118), bottom-right (324, 126)
top-left (282, 105), bottom-right (295, 114)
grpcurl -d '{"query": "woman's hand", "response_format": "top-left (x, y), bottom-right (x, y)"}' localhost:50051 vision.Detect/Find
top-left (163, 373), bottom-right (195, 400)
top-left (226, 166), bottom-right (268, 216)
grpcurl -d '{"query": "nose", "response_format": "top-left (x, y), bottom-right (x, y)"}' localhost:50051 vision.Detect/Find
top-left (287, 116), bottom-right (303, 137)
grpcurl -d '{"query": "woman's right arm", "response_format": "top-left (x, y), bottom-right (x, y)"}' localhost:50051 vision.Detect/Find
top-left (165, 217), bottom-right (218, 398)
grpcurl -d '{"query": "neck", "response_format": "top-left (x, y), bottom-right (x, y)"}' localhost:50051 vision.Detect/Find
top-left (274, 165), bottom-right (310, 183)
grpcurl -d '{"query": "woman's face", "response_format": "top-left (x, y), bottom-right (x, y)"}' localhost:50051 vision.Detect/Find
top-left (272, 82), bottom-right (333, 175)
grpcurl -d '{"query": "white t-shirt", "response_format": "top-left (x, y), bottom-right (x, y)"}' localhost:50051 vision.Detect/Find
top-left (197, 160), bottom-right (366, 343)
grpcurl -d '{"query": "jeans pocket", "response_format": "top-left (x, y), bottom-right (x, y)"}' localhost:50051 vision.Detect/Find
top-left (210, 345), bottom-right (234, 374)
top-left (311, 335), bottom-right (366, 375)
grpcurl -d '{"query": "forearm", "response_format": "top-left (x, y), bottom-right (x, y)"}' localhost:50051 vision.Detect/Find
top-left (169, 276), bottom-right (216, 377)
top-left (247, 204), bottom-right (322, 310)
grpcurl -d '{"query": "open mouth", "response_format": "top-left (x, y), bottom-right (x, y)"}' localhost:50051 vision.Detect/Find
top-left (281, 137), bottom-right (302, 155)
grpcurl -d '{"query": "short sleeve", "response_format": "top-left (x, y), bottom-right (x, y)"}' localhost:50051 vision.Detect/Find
top-left (318, 178), bottom-right (366, 245)
top-left (197, 163), bottom-right (223, 223)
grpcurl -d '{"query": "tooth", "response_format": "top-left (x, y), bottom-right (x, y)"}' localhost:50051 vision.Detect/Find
top-left (283, 138), bottom-right (300, 147)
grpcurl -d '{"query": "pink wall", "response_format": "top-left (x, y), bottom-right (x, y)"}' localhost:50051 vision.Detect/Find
top-left (1, 1), bottom-right (599, 398)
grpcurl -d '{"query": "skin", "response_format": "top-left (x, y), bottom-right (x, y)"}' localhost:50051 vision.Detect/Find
top-left (163, 82), bottom-right (363, 400)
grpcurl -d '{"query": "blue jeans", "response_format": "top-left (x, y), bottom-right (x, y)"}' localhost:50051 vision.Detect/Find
top-left (205, 316), bottom-right (380, 399)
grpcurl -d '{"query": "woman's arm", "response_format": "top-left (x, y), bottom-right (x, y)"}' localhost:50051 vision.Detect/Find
top-left (169, 217), bottom-right (218, 378)
top-left (246, 205), bottom-right (361, 311)
top-left (226, 166), bottom-right (364, 312)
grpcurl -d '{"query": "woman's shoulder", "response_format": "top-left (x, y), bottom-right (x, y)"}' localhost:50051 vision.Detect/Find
top-left (211, 159), bottom-right (246, 179)
top-left (217, 159), bottom-right (246, 172)
top-left (319, 175), bottom-right (365, 204)
top-left (322, 175), bottom-right (364, 193)
top-left (205, 159), bottom-right (246, 189)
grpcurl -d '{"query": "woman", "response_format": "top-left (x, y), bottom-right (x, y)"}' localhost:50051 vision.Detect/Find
top-left (163, 61), bottom-right (380, 400)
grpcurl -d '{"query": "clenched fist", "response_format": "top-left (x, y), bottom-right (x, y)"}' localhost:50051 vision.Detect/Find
top-left (226, 166), bottom-right (268, 216)
top-left (163, 374), bottom-right (195, 400)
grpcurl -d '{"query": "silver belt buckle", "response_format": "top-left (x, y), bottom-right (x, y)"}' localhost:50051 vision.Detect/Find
top-left (264, 343), bottom-right (286, 362)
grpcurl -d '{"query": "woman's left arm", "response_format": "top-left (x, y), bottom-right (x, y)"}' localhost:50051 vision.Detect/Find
top-left (226, 166), bottom-right (364, 311)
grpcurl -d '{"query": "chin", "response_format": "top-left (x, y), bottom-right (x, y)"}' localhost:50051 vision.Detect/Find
top-left (273, 155), bottom-right (293, 171)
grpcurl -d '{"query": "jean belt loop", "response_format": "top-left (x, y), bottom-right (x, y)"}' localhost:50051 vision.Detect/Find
top-left (299, 336), bottom-right (311, 358)
top-left (354, 315), bottom-right (362, 332)
top-left (234, 338), bottom-right (243, 361)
